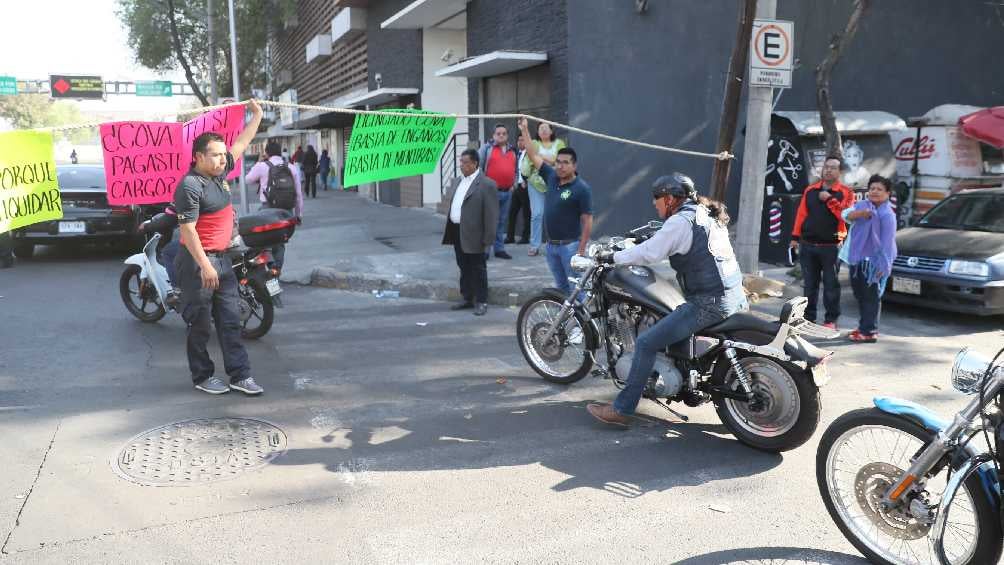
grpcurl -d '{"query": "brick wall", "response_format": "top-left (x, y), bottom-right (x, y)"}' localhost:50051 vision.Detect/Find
top-left (464, 0), bottom-right (569, 143)
top-left (270, 2), bottom-right (368, 105)
top-left (365, 0), bottom-right (424, 92)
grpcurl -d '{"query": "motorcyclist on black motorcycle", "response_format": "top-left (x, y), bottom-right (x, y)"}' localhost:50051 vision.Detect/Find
top-left (586, 173), bottom-right (749, 427)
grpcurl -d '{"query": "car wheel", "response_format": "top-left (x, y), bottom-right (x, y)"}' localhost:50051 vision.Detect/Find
top-left (12, 242), bottom-right (34, 259)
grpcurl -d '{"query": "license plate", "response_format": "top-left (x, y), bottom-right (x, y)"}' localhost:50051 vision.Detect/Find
top-left (58, 221), bottom-right (86, 234)
top-left (265, 278), bottom-right (281, 296)
top-left (892, 276), bottom-right (921, 295)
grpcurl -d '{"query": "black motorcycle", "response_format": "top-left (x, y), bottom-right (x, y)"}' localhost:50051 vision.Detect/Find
top-left (516, 222), bottom-right (838, 452)
top-left (119, 209), bottom-right (295, 340)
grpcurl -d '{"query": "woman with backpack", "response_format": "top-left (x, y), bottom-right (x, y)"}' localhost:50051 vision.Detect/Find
top-left (245, 142), bottom-right (304, 269)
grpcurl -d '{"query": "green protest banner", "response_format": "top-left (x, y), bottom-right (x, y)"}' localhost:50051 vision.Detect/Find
top-left (0, 130), bottom-right (62, 234)
top-left (343, 109), bottom-right (456, 188)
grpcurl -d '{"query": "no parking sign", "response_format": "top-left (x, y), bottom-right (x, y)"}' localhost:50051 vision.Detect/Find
top-left (750, 19), bottom-right (794, 88)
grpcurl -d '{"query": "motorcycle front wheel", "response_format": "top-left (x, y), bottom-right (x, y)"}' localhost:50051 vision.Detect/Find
top-left (710, 355), bottom-right (819, 452)
top-left (516, 293), bottom-right (593, 384)
top-left (239, 279), bottom-right (274, 339)
top-left (119, 264), bottom-right (167, 323)
top-left (816, 408), bottom-right (1002, 565)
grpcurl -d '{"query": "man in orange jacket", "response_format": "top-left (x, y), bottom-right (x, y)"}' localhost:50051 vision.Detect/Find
top-left (790, 156), bottom-right (855, 329)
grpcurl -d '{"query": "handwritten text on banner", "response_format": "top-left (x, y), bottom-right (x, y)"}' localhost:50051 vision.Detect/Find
top-left (0, 130), bottom-right (61, 234)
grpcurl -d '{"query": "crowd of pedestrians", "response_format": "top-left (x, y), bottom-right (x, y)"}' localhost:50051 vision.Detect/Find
top-left (443, 118), bottom-right (592, 314)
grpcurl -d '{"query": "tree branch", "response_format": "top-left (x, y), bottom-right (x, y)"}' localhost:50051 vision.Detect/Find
top-left (166, 0), bottom-right (210, 106)
top-left (815, 0), bottom-right (870, 158)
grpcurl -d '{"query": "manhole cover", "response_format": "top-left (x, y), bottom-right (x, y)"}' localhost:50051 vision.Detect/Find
top-left (112, 418), bottom-right (287, 486)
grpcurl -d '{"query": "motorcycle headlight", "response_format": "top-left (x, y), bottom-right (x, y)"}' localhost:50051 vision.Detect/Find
top-left (569, 255), bottom-right (596, 272)
top-left (951, 347), bottom-right (998, 394)
top-left (948, 260), bottom-right (990, 278)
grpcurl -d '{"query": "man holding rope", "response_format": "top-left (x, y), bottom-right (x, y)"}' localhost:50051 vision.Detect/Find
top-left (173, 100), bottom-right (265, 396)
top-left (517, 117), bottom-right (593, 296)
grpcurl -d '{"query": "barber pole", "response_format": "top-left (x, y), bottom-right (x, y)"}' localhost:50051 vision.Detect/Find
top-left (768, 199), bottom-right (782, 243)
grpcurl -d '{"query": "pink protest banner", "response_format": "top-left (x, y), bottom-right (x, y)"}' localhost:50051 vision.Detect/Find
top-left (100, 121), bottom-right (186, 205)
top-left (182, 105), bottom-right (246, 181)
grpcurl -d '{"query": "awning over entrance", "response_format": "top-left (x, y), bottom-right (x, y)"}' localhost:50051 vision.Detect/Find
top-left (381, 0), bottom-right (468, 29)
top-left (290, 111), bottom-right (355, 130)
top-left (960, 106), bottom-right (1004, 149)
top-left (774, 111), bottom-right (906, 136)
top-left (435, 50), bottom-right (547, 78)
top-left (341, 87), bottom-right (420, 108)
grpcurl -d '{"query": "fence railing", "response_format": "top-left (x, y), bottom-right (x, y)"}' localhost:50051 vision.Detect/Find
top-left (439, 132), bottom-right (470, 197)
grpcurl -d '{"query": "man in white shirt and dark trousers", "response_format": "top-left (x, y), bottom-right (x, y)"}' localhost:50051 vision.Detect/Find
top-left (441, 149), bottom-right (500, 316)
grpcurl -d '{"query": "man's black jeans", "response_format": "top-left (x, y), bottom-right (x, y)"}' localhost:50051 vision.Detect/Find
top-left (174, 245), bottom-right (251, 384)
top-left (799, 242), bottom-right (841, 324)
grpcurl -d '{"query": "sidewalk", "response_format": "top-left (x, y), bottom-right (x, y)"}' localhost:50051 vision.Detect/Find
top-left (277, 189), bottom-right (800, 306)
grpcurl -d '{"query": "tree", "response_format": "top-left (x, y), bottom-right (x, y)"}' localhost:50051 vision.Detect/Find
top-left (116, 0), bottom-right (295, 106)
top-left (815, 0), bottom-right (871, 159)
top-left (0, 94), bottom-right (91, 143)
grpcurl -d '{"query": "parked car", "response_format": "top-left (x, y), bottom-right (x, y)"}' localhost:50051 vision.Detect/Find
top-left (885, 187), bottom-right (1004, 315)
top-left (11, 165), bottom-right (143, 258)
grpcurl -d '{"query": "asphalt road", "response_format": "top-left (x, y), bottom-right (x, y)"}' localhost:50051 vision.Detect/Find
top-left (1, 243), bottom-right (1002, 564)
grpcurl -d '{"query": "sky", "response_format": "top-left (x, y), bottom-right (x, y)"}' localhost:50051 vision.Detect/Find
top-left (0, 0), bottom-right (194, 121)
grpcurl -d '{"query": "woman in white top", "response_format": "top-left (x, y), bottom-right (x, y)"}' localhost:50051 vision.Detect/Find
top-left (519, 123), bottom-right (566, 256)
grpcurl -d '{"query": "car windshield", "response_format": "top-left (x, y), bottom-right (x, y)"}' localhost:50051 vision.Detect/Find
top-left (57, 167), bottom-right (106, 190)
top-left (917, 194), bottom-right (1004, 233)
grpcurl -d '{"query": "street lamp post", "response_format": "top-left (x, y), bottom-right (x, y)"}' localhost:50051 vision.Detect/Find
top-left (228, 0), bottom-right (250, 216)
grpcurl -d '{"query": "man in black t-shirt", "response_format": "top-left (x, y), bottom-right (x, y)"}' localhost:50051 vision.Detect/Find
top-left (173, 100), bottom-right (264, 396)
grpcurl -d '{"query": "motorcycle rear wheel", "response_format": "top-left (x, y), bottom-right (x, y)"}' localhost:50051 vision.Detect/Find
top-left (817, 408), bottom-right (1002, 565)
top-left (239, 279), bottom-right (274, 339)
top-left (710, 355), bottom-right (818, 452)
top-left (516, 293), bottom-right (593, 384)
top-left (120, 264), bottom-right (167, 323)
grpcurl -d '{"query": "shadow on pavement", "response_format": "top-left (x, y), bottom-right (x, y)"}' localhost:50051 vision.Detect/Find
top-left (672, 546), bottom-right (866, 564)
top-left (271, 390), bottom-right (783, 498)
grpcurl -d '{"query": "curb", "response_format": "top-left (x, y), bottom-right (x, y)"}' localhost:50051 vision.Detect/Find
top-left (300, 266), bottom-right (801, 307)
top-left (307, 267), bottom-right (548, 307)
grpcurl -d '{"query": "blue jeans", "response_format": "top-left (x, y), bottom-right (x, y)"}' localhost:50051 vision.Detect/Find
top-left (494, 190), bottom-right (512, 253)
top-left (613, 291), bottom-right (748, 415)
top-left (545, 241), bottom-right (579, 295)
top-left (528, 188), bottom-right (546, 249)
top-left (850, 262), bottom-right (881, 334)
top-left (161, 238), bottom-right (180, 284)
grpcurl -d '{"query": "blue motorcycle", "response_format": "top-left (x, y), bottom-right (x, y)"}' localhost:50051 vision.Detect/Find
top-left (816, 347), bottom-right (1004, 564)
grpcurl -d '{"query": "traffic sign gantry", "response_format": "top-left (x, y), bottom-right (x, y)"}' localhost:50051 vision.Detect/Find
top-left (135, 80), bottom-right (173, 97)
top-left (749, 19), bottom-right (794, 88)
top-left (49, 74), bottom-right (105, 100)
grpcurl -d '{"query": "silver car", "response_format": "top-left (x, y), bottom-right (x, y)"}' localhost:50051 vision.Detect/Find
top-left (885, 187), bottom-right (1004, 315)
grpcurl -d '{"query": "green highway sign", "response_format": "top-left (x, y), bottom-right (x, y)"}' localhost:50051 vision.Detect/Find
top-left (135, 80), bottom-right (173, 97)
top-left (0, 76), bottom-right (17, 96)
